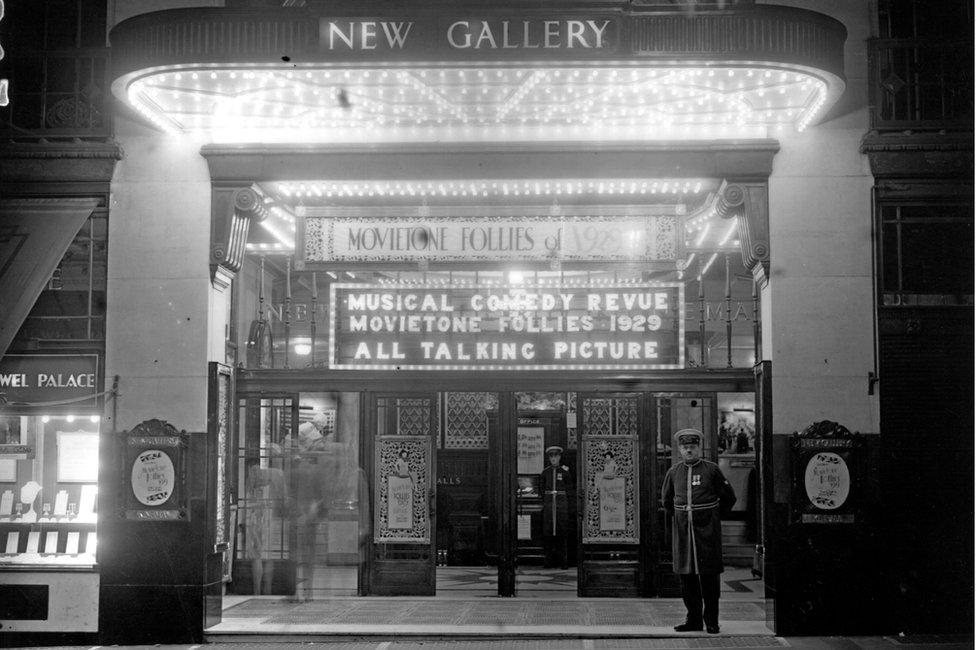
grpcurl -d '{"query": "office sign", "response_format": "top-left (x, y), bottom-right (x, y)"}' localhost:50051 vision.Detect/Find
top-left (304, 215), bottom-right (678, 264)
top-left (329, 282), bottom-right (684, 370)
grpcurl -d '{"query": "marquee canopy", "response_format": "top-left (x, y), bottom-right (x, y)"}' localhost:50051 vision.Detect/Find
top-left (110, 3), bottom-right (847, 143)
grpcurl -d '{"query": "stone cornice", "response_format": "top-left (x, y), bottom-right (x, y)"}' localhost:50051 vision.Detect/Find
top-left (860, 132), bottom-right (974, 179)
top-left (0, 141), bottom-right (124, 185)
top-left (0, 141), bottom-right (124, 160)
top-left (860, 132), bottom-right (973, 154)
top-left (201, 141), bottom-right (780, 182)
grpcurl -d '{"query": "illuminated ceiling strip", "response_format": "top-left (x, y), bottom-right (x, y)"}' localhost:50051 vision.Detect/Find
top-left (275, 178), bottom-right (711, 198)
top-left (118, 63), bottom-right (831, 142)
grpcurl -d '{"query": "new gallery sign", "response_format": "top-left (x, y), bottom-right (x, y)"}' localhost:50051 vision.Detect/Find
top-left (329, 283), bottom-right (684, 370)
top-left (319, 16), bottom-right (619, 58)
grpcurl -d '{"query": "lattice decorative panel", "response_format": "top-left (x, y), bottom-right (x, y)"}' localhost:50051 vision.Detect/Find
top-left (583, 398), bottom-right (613, 436)
top-left (444, 392), bottom-right (495, 449)
top-left (616, 398), bottom-right (639, 436)
top-left (582, 396), bottom-right (639, 436)
top-left (375, 435), bottom-right (430, 544)
top-left (396, 398), bottom-right (430, 436)
top-left (581, 436), bottom-right (639, 544)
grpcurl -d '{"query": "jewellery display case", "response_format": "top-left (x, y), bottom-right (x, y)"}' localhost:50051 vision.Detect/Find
top-left (0, 414), bottom-right (100, 632)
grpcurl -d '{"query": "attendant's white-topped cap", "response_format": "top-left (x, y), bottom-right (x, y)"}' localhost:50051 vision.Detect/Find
top-left (673, 429), bottom-right (703, 445)
top-left (545, 445), bottom-right (564, 455)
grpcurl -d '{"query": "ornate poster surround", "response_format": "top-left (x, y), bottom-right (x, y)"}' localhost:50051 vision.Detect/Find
top-left (581, 435), bottom-right (640, 544)
top-left (374, 434), bottom-right (431, 544)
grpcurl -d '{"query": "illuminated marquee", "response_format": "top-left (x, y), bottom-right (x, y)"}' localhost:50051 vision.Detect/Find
top-left (328, 283), bottom-right (684, 370)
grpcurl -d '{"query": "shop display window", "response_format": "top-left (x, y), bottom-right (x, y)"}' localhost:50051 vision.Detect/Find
top-left (0, 414), bottom-right (99, 567)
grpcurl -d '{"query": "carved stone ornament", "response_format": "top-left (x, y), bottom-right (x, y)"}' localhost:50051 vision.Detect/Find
top-left (797, 420), bottom-right (855, 438)
top-left (128, 418), bottom-right (183, 438)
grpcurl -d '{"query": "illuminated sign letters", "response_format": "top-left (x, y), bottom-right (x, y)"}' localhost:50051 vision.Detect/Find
top-left (0, 355), bottom-right (99, 405)
top-left (329, 283), bottom-right (684, 370)
top-left (303, 215), bottom-right (678, 264)
top-left (320, 16), bottom-right (618, 56)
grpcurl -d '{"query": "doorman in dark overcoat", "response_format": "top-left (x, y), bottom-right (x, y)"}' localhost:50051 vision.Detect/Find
top-left (661, 429), bottom-right (736, 634)
top-left (540, 445), bottom-right (573, 569)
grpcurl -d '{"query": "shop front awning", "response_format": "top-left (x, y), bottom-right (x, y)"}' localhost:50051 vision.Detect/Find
top-left (109, 3), bottom-right (847, 144)
top-left (0, 198), bottom-right (98, 356)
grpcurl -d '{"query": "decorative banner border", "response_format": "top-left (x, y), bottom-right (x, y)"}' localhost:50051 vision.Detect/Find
top-left (329, 282), bottom-right (685, 371)
top-left (304, 215), bottom-right (678, 264)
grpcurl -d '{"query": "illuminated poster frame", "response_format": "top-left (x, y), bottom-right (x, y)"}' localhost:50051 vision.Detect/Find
top-left (329, 281), bottom-right (685, 371)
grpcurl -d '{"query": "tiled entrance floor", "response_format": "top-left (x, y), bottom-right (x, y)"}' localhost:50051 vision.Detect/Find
top-left (208, 567), bottom-right (770, 640)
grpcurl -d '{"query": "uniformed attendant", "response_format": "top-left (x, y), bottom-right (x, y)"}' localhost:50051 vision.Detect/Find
top-left (540, 445), bottom-right (573, 569)
top-left (661, 429), bottom-right (736, 634)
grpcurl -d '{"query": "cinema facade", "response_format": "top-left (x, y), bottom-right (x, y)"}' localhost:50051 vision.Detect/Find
top-left (0, 0), bottom-right (972, 645)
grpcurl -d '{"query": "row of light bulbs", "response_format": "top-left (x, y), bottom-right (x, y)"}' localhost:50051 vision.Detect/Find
top-left (125, 64), bottom-right (828, 137)
top-left (370, 277), bottom-right (674, 288)
top-left (276, 179), bottom-right (707, 198)
top-left (40, 415), bottom-right (100, 423)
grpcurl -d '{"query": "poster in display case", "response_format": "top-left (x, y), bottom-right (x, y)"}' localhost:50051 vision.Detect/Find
top-left (119, 419), bottom-right (188, 521)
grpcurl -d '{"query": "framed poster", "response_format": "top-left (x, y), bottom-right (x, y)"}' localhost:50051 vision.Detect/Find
top-left (0, 415), bottom-right (25, 480)
top-left (581, 436), bottom-right (639, 544)
top-left (790, 421), bottom-right (860, 525)
top-left (0, 459), bottom-right (15, 483)
top-left (516, 426), bottom-right (544, 475)
top-left (57, 431), bottom-right (99, 482)
top-left (0, 415), bottom-right (22, 444)
top-left (119, 419), bottom-right (188, 521)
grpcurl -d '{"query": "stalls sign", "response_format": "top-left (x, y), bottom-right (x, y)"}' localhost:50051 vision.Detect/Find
top-left (329, 283), bottom-right (684, 370)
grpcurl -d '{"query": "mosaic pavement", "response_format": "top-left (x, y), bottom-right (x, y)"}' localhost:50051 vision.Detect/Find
top-left (210, 566), bottom-right (770, 639)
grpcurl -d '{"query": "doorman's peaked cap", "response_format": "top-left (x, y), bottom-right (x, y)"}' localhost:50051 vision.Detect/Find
top-left (673, 428), bottom-right (703, 445)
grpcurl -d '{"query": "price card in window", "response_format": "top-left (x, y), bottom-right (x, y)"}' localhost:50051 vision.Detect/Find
top-left (0, 490), bottom-right (12, 517)
top-left (5, 531), bottom-right (18, 554)
top-left (65, 532), bottom-right (80, 555)
top-left (517, 514), bottom-right (532, 540)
